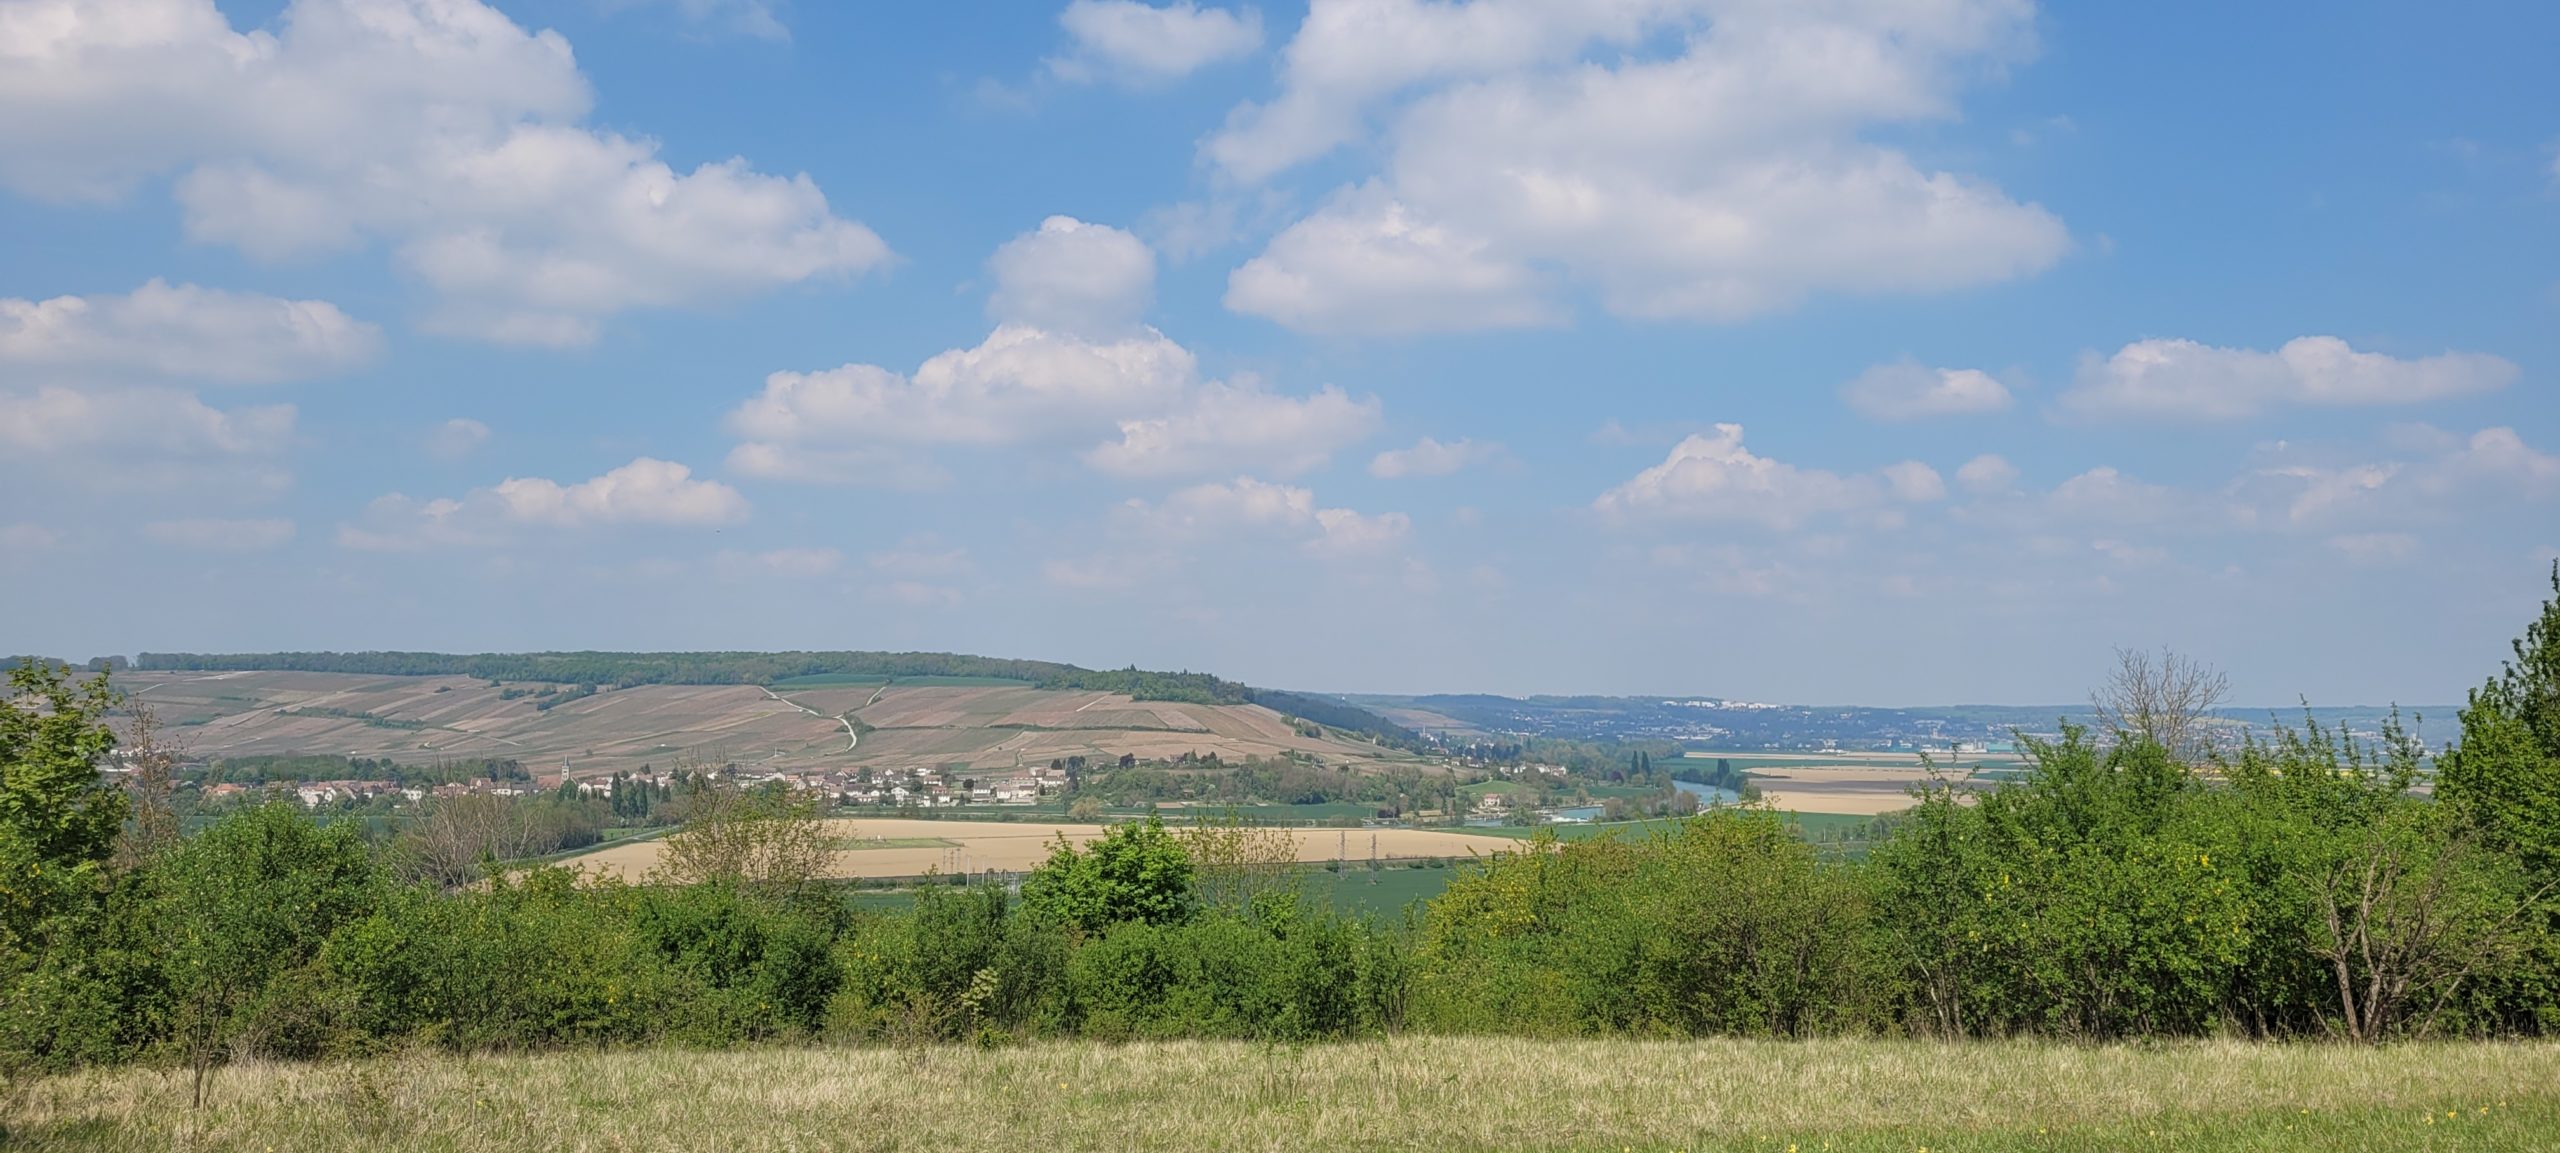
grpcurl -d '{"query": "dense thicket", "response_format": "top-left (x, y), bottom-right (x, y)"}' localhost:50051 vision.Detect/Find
top-left (6, 569), bottom-right (2556, 1073)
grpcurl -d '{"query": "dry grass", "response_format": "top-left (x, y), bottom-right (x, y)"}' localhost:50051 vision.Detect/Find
top-left (8, 1037), bottom-right (2555, 1152)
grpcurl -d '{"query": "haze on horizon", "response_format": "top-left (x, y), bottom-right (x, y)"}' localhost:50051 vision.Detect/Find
top-left (4, 1), bottom-right (2555, 708)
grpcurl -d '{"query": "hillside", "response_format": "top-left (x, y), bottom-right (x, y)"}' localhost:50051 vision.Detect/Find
top-left (121, 669), bottom-right (1415, 777)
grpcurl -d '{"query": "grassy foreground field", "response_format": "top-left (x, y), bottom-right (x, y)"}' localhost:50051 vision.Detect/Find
top-left (9, 1038), bottom-right (2556, 1152)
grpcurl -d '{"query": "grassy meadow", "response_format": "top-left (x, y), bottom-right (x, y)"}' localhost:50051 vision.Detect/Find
top-left (9, 1037), bottom-right (2556, 1152)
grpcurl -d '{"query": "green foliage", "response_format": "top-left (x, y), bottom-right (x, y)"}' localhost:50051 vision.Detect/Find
top-left (0, 662), bottom-right (126, 951)
top-left (2439, 562), bottom-right (2560, 877)
top-left (1020, 813), bottom-right (1197, 933)
top-left (154, 804), bottom-right (381, 1059)
top-left (2, 570), bottom-right (2557, 1070)
top-left (1412, 812), bottom-right (1873, 1036)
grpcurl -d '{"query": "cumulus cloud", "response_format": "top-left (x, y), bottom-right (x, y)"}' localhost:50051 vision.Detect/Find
top-left (1955, 453), bottom-right (2019, 493)
top-left (338, 456), bottom-right (745, 550)
top-left (0, 280), bottom-right (379, 383)
top-left (1087, 379), bottom-right (1378, 478)
top-left (425, 418), bottom-right (491, 459)
top-left (1224, 184), bottom-right (1558, 334)
top-left (2435, 426), bottom-right (2560, 489)
top-left (1369, 435), bottom-right (1501, 478)
top-left (732, 218), bottom-right (1377, 483)
top-left (1593, 424), bottom-right (1939, 528)
top-left (1049, 1), bottom-right (1262, 84)
top-left (2060, 336), bottom-right (2517, 421)
top-left (1841, 362), bottom-right (2013, 421)
top-left (726, 324), bottom-right (1196, 482)
top-left (1217, 0), bottom-right (2068, 333)
top-left (0, 0), bottom-right (887, 344)
top-left (0, 385), bottom-right (295, 460)
top-left (1129, 476), bottom-right (1410, 555)
top-left (1880, 460), bottom-right (1948, 503)
top-left (143, 517), bottom-right (296, 551)
top-left (987, 216), bottom-right (1156, 337)
top-left (492, 458), bottom-right (750, 527)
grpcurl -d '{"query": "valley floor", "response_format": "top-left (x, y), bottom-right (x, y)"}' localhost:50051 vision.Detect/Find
top-left (7, 1036), bottom-right (2556, 1152)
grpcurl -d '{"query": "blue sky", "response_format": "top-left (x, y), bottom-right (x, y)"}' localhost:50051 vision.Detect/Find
top-left (3, 0), bottom-right (2555, 705)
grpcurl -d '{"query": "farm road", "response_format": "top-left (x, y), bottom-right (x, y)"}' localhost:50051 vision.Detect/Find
top-left (761, 687), bottom-right (859, 752)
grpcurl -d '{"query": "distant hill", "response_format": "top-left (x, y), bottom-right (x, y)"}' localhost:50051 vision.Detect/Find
top-left (1350, 693), bottom-right (2452, 751)
top-left (123, 650), bottom-right (1425, 752)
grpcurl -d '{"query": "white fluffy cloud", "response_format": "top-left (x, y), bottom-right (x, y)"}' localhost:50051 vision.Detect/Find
top-left (1955, 453), bottom-right (2019, 493)
top-left (1131, 476), bottom-right (1410, 554)
top-left (726, 324), bottom-right (1198, 483)
top-left (731, 217), bottom-right (1378, 484)
top-left (1841, 362), bottom-right (2013, 421)
top-left (0, 0), bottom-right (886, 344)
top-left (1369, 435), bottom-right (1502, 478)
top-left (338, 456), bottom-right (745, 550)
top-left (1594, 424), bottom-right (1940, 528)
top-left (2060, 335), bottom-right (2517, 421)
top-left (986, 216), bottom-right (1156, 337)
top-left (492, 458), bottom-right (749, 527)
top-left (1224, 184), bottom-right (1558, 334)
top-left (1087, 380), bottom-right (1379, 478)
top-left (1050, 1), bottom-right (1263, 84)
top-left (143, 517), bottom-right (296, 551)
top-left (0, 385), bottom-right (294, 458)
top-left (1218, 0), bottom-right (2068, 333)
top-left (0, 280), bottom-right (379, 383)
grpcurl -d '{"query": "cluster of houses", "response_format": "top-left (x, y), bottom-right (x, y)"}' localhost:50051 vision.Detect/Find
top-left (203, 777), bottom-right (550, 809)
top-left (571, 761), bottom-right (1067, 809)
top-left (189, 757), bottom-right (1075, 812)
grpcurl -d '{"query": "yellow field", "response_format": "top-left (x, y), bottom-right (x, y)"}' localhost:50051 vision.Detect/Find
top-left (569, 818), bottom-right (1521, 880)
top-left (1748, 768), bottom-right (1935, 816)
top-left (13, 1037), bottom-right (2557, 1152)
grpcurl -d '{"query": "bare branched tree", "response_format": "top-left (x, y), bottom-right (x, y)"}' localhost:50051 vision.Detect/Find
top-left (2092, 646), bottom-right (2230, 762)
top-left (1176, 813), bottom-right (1299, 912)
top-left (649, 786), bottom-right (829, 894)
top-left (112, 701), bottom-right (182, 871)
top-left (400, 794), bottom-right (527, 888)
top-left (2311, 817), bottom-right (2552, 1043)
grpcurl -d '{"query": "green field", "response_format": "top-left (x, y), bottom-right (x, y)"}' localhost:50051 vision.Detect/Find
top-left (12, 1037), bottom-right (2554, 1152)
top-left (1163, 801), bottom-right (1388, 823)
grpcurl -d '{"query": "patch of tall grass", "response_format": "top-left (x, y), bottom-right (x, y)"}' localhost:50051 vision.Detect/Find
top-left (8, 1037), bottom-right (2556, 1152)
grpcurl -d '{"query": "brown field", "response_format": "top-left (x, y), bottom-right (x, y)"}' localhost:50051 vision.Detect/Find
top-left (1738, 764), bottom-right (1999, 816)
top-left (567, 817), bottom-right (1520, 880)
top-left (117, 671), bottom-right (1409, 779)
